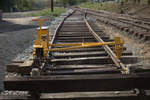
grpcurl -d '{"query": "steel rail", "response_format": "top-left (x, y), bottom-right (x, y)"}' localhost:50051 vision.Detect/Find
top-left (84, 17), bottom-right (128, 74)
top-left (85, 8), bottom-right (150, 24)
top-left (49, 10), bottom-right (75, 49)
top-left (78, 8), bottom-right (150, 31)
top-left (36, 10), bottom-right (75, 72)
top-left (85, 10), bottom-right (150, 31)
top-left (4, 10), bottom-right (150, 100)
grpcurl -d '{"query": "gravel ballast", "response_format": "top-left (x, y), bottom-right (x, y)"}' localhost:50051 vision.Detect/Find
top-left (0, 9), bottom-right (73, 93)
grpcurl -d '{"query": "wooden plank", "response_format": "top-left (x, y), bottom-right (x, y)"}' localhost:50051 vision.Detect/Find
top-left (58, 36), bottom-right (109, 39)
top-left (53, 51), bottom-right (132, 58)
top-left (56, 39), bottom-right (97, 42)
top-left (49, 64), bottom-right (115, 70)
top-left (1, 91), bottom-right (150, 100)
top-left (51, 56), bottom-right (137, 65)
top-left (4, 72), bottom-right (150, 92)
top-left (45, 67), bottom-right (120, 75)
top-left (7, 56), bottom-right (33, 74)
top-left (55, 47), bottom-right (126, 53)
top-left (40, 91), bottom-right (140, 100)
top-left (0, 95), bottom-right (27, 100)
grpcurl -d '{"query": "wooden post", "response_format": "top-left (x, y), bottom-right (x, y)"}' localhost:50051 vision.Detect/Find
top-left (0, 10), bottom-right (2, 22)
top-left (148, 0), bottom-right (150, 5)
top-left (51, 0), bottom-right (54, 12)
top-left (9, 0), bottom-right (14, 12)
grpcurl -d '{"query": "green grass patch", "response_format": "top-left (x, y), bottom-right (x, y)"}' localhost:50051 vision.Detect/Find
top-left (80, 2), bottom-right (121, 12)
top-left (26, 7), bottom-right (66, 17)
top-left (79, 0), bottom-right (149, 13)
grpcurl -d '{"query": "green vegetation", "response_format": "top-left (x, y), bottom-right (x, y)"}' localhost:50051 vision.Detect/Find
top-left (1, 0), bottom-right (150, 12)
top-left (0, 0), bottom-right (87, 12)
top-left (80, 2), bottom-right (120, 12)
top-left (55, 0), bottom-right (87, 6)
top-left (0, 0), bottom-right (33, 11)
top-left (26, 7), bottom-right (66, 17)
top-left (79, 0), bottom-right (150, 13)
top-left (14, 0), bottom-right (32, 11)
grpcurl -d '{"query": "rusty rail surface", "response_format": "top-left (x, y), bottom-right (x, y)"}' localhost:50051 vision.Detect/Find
top-left (84, 17), bottom-right (128, 74)
top-left (78, 8), bottom-right (150, 41)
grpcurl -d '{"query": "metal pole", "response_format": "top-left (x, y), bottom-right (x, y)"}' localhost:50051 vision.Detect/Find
top-left (9, 0), bottom-right (13, 12)
top-left (17, 0), bottom-right (21, 11)
top-left (51, 0), bottom-right (54, 12)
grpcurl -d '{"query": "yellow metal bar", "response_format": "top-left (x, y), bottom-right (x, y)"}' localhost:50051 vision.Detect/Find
top-left (49, 43), bottom-right (83, 46)
top-left (39, 20), bottom-right (42, 40)
top-left (47, 42), bottom-right (116, 52)
top-left (49, 42), bottom-right (116, 47)
top-left (114, 37), bottom-right (124, 59)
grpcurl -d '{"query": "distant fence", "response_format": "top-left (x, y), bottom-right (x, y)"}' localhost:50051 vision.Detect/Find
top-left (0, 10), bottom-right (2, 22)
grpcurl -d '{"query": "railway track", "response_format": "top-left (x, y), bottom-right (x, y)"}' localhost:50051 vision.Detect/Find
top-left (80, 8), bottom-right (150, 41)
top-left (2, 10), bottom-right (150, 100)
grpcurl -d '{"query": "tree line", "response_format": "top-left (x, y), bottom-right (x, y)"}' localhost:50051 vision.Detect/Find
top-left (1, 0), bottom-right (150, 12)
top-left (0, 0), bottom-right (33, 12)
top-left (0, 0), bottom-right (88, 12)
top-left (55, 0), bottom-right (87, 6)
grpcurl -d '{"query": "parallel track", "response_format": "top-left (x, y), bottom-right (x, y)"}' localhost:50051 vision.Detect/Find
top-left (80, 8), bottom-right (150, 40)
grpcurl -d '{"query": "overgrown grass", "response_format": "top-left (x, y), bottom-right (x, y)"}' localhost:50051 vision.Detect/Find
top-left (80, 2), bottom-right (120, 12)
top-left (79, 0), bottom-right (149, 13)
top-left (26, 7), bottom-right (66, 17)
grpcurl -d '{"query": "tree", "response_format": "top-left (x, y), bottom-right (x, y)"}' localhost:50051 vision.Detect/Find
top-left (56, 0), bottom-right (87, 6)
top-left (148, 0), bottom-right (150, 5)
top-left (133, 0), bottom-right (137, 4)
top-left (0, 0), bottom-right (13, 11)
top-left (51, 0), bottom-right (54, 12)
top-left (0, 0), bottom-right (32, 11)
top-left (137, 0), bottom-right (140, 4)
